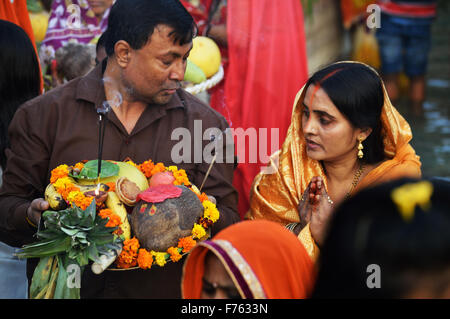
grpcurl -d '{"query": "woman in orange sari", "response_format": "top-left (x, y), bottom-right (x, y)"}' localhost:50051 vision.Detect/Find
top-left (246, 61), bottom-right (421, 261)
top-left (181, 220), bottom-right (315, 299)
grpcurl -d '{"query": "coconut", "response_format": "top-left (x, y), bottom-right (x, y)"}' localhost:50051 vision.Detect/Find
top-left (130, 185), bottom-right (204, 251)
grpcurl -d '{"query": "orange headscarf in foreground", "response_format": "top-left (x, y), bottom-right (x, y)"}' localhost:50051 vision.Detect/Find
top-left (181, 220), bottom-right (315, 299)
top-left (246, 61), bottom-right (421, 261)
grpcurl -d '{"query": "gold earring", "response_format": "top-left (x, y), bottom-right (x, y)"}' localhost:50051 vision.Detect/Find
top-left (357, 137), bottom-right (364, 159)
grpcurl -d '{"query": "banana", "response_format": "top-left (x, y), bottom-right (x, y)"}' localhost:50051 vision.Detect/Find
top-left (77, 161), bottom-right (149, 192)
top-left (30, 256), bottom-right (55, 299)
top-left (45, 178), bottom-right (109, 211)
top-left (45, 184), bottom-right (67, 211)
top-left (106, 191), bottom-right (131, 240)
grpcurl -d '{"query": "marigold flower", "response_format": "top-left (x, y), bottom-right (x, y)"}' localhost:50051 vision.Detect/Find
top-left (192, 223), bottom-right (206, 239)
top-left (167, 246), bottom-right (182, 262)
top-left (137, 248), bottom-right (153, 270)
top-left (73, 162), bottom-right (85, 171)
top-left (152, 251), bottom-right (167, 267)
top-left (50, 164), bottom-right (69, 183)
top-left (105, 182), bottom-right (116, 192)
top-left (202, 200), bottom-right (220, 222)
top-left (138, 160), bottom-right (155, 178)
top-left (172, 169), bottom-right (190, 186)
top-left (178, 236), bottom-right (197, 253)
top-left (196, 192), bottom-right (209, 203)
top-left (150, 162), bottom-right (166, 176)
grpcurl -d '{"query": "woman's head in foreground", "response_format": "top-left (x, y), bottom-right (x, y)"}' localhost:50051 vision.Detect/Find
top-left (312, 177), bottom-right (450, 298)
top-left (301, 62), bottom-right (385, 165)
top-left (182, 220), bottom-right (316, 299)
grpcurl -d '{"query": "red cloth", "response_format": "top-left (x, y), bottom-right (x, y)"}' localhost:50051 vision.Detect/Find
top-left (226, 0), bottom-right (309, 217)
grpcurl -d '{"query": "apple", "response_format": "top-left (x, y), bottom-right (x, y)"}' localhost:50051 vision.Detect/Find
top-left (149, 171), bottom-right (175, 187)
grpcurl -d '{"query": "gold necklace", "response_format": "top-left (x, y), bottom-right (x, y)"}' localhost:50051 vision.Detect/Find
top-left (345, 163), bottom-right (365, 199)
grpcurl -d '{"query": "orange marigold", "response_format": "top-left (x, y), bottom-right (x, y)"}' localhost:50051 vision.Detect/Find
top-left (105, 182), bottom-right (116, 192)
top-left (150, 162), bottom-right (166, 176)
top-left (99, 209), bottom-right (121, 227)
top-left (178, 236), bottom-right (197, 253)
top-left (196, 192), bottom-right (209, 203)
top-left (138, 160), bottom-right (155, 178)
top-left (50, 165), bottom-right (69, 183)
top-left (173, 169), bottom-right (190, 186)
top-left (73, 162), bottom-right (85, 171)
top-left (137, 248), bottom-right (153, 270)
top-left (167, 246), bottom-right (182, 262)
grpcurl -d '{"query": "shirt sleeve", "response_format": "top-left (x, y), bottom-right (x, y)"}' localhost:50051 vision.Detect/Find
top-left (0, 102), bottom-right (54, 247)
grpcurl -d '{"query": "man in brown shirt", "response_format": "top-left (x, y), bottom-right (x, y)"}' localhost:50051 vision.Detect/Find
top-left (0, 0), bottom-right (239, 298)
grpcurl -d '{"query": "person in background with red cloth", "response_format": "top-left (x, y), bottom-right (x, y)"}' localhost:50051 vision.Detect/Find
top-left (226, 0), bottom-right (309, 218)
top-left (0, 0), bottom-right (44, 93)
top-left (182, 1), bottom-right (309, 218)
top-left (180, 0), bottom-right (229, 122)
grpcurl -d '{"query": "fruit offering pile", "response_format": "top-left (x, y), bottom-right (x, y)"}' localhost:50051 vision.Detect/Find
top-left (18, 159), bottom-right (220, 299)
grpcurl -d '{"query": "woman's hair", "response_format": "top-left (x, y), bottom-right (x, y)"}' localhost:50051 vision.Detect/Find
top-left (312, 177), bottom-right (450, 298)
top-left (104, 0), bottom-right (197, 57)
top-left (305, 62), bottom-right (385, 164)
top-left (0, 20), bottom-right (41, 169)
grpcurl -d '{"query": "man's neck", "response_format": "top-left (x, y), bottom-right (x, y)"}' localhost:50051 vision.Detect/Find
top-left (103, 61), bottom-right (147, 135)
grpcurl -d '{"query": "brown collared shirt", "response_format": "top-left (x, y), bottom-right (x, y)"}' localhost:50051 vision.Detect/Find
top-left (0, 61), bottom-right (239, 298)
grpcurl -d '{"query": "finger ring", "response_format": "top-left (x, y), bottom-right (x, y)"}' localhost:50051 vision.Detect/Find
top-left (326, 195), bottom-right (334, 205)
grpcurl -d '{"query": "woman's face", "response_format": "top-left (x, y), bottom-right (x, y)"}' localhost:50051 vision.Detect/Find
top-left (88, 0), bottom-right (113, 18)
top-left (200, 252), bottom-right (241, 299)
top-left (302, 84), bottom-right (366, 163)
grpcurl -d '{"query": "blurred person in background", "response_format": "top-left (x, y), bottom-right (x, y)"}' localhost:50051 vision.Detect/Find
top-left (312, 177), bottom-right (450, 298)
top-left (376, 0), bottom-right (438, 116)
top-left (51, 42), bottom-right (96, 87)
top-left (0, 20), bottom-right (42, 299)
top-left (39, 0), bottom-right (113, 70)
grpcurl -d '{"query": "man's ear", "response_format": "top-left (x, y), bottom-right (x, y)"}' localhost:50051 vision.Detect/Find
top-left (114, 40), bottom-right (132, 68)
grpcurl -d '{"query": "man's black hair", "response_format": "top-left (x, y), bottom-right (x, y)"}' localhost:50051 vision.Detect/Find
top-left (103, 0), bottom-right (197, 56)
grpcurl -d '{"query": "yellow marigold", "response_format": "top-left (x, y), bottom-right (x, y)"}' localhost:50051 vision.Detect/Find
top-left (137, 248), bottom-right (153, 270)
top-left (53, 177), bottom-right (80, 201)
top-left (202, 200), bottom-right (220, 222)
top-left (178, 236), bottom-right (197, 253)
top-left (138, 160), bottom-right (155, 178)
top-left (125, 160), bottom-right (138, 167)
top-left (192, 223), bottom-right (206, 239)
top-left (150, 162), bottom-right (166, 176)
top-left (166, 166), bottom-right (178, 173)
top-left (152, 251), bottom-right (167, 267)
top-left (50, 164), bottom-right (69, 183)
top-left (172, 169), bottom-right (190, 186)
top-left (167, 246), bottom-right (182, 262)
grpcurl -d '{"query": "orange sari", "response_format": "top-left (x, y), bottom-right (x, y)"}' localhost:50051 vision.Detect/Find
top-left (181, 220), bottom-right (315, 299)
top-left (246, 61), bottom-right (421, 261)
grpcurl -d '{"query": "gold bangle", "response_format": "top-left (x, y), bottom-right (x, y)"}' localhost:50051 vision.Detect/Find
top-left (25, 216), bottom-right (37, 228)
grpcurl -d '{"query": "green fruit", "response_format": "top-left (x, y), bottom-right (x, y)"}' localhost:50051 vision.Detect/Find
top-left (184, 59), bottom-right (207, 84)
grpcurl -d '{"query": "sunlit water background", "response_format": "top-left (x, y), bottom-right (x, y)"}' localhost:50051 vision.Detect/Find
top-left (394, 3), bottom-right (449, 180)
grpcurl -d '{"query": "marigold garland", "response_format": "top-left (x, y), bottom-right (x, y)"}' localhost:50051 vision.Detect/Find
top-left (49, 159), bottom-right (220, 271)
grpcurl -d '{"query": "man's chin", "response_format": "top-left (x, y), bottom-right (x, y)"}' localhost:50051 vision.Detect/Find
top-left (152, 93), bottom-right (174, 105)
